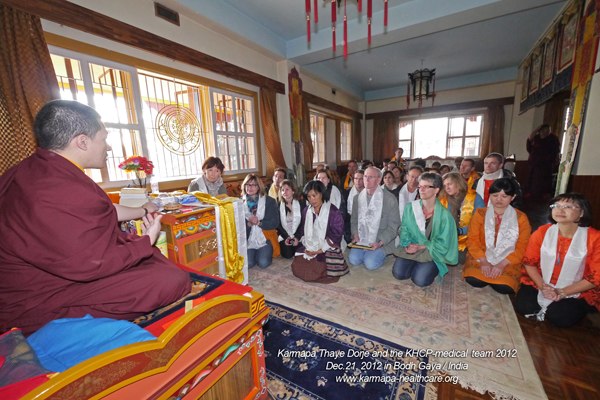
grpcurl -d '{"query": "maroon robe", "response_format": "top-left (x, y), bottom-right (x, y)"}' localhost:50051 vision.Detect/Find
top-left (0, 149), bottom-right (191, 334)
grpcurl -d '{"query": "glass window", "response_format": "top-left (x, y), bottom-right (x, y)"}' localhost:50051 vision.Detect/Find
top-left (340, 120), bottom-right (352, 161)
top-left (50, 47), bottom-right (257, 184)
top-left (310, 112), bottom-right (326, 165)
top-left (398, 113), bottom-right (483, 158)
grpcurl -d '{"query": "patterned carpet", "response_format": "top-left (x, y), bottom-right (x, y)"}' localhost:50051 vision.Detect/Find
top-left (249, 257), bottom-right (547, 400)
top-left (265, 302), bottom-right (433, 400)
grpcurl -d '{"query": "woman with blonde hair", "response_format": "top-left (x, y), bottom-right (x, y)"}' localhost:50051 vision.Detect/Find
top-left (241, 174), bottom-right (279, 268)
top-left (438, 172), bottom-right (484, 263)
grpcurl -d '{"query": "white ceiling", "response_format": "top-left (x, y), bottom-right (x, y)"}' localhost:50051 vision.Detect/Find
top-left (167, 0), bottom-right (566, 100)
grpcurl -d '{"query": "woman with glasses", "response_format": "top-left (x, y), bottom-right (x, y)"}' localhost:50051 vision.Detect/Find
top-left (277, 179), bottom-right (306, 259)
top-left (241, 174), bottom-right (279, 268)
top-left (438, 172), bottom-right (484, 264)
top-left (188, 157), bottom-right (227, 196)
top-left (515, 193), bottom-right (600, 327)
top-left (392, 172), bottom-right (458, 287)
top-left (462, 178), bottom-right (531, 294)
top-left (291, 180), bottom-right (347, 283)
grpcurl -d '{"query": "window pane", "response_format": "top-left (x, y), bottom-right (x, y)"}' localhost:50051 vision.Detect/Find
top-left (399, 122), bottom-right (412, 140)
top-left (449, 117), bottom-right (464, 137)
top-left (238, 136), bottom-right (256, 170)
top-left (464, 137), bottom-right (480, 156)
top-left (138, 72), bottom-right (207, 179)
top-left (340, 121), bottom-right (351, 161)
top-left (413, 118), bottom-right (447, 158)
top-left (399, 140), bottom-right (411, 158)
top-left (447, 138), bottom-right (463, 157)
top-left (465, 115), bottom-right (482, 136)
top-left (52, 55), bottom-right (88, 103)
top-left (89, 63), bottom-right (136, 125)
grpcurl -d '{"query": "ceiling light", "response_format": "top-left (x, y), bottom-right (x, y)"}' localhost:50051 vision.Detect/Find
top-left (407, 67), bottom-right (436, 108)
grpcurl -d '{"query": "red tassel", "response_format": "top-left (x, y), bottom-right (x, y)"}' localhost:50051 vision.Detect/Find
top-left (306, 0), bottom-right (311, 42)
top-left (332, 0), bottom-right (336, 52)
top-left (344, 0), bottom-right (348, 59)
top-left (367, 0), bottom-right (372, 45)
top-left (358, 0), bottom-right (362, 13)
top-left (314, 0), bottom-right (318, 23)
top-left (384, 0), bottom-right (388, 27)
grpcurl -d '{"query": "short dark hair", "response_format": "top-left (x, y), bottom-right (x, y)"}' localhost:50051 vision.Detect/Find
top-left (462, 158), bottom-right (475, 168)
top-left (382, 170), bottom-right (395, 182)
top-left (202, 157), bottom-right (225, 172)
top-left (489, 178), bottom-right (519, 196)
top-left (549, 192), bottom-right (592, 227)
top-left (273, 167), bottom-right (287, 177)
top-left (408, 165), bottom-right (424, 174)
top-left (485, 152), bottom-right (504, 164)
top-left (34, 100), bottom-right (103, 150)
top-left (419, 172), bottom-right (443, 189)
top-left (303, 180), bottom-right (329, 203)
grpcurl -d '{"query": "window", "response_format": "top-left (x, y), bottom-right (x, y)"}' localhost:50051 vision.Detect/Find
top-left (340, 120), bottom-right (352, 161)
top-left (211, 89), bottom-right (256, 173)
top-left (398, 113), bottom-right (483, 158)
top-left (50, 47), bottom-right (257, 184)
top-left (310, 112), bottom-right (326, 165)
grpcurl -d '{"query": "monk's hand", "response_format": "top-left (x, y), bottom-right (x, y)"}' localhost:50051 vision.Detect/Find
top-left (142, 212), bottom-right (163, 245)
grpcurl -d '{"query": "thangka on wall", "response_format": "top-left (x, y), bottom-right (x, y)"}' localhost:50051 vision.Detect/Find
top-left (288, 67), bottom-right (303, 143)
top-left (542, 34), bottom-right (557, 87)
top-left (557, 10), bottom-right (579, 72)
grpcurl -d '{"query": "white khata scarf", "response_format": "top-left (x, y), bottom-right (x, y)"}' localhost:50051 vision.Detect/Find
top-left (279, 200), bottom-right (301, 239)
top-left (244, 195), bottom-right (267, 250)
top-left (411, 200), bottom-right (427, 235)
top-left (192, 175), bottom-right (224, 196)
top-left (329, 185), bottom-right (342, 208)
top-left (399, 185), bottom-right (419, 220)
top-left (357, 187), bottom-right (383, 245)
top-left (475, 169), bottom-right (503, 201)
top-left (484, 205), bottom-right (519, 265)
top-left (534, 225), bottom-right (587, 320)
top-left (347, 186), bottom-right (359, 215)
top-left (301, 201), bottom-right (331, 259)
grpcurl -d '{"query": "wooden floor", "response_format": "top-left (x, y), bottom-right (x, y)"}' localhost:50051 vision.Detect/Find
top-left (437, 197), bottom-right (600, 399)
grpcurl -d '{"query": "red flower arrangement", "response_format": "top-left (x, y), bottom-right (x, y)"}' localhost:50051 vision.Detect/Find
top-left (118, 156), bottom-right (154, 188)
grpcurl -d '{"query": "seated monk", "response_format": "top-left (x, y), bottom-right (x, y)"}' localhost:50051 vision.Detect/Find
top-left (463, 178), bottom-right (531, 294)
top-left (0, 100), bottom-right (191, 335)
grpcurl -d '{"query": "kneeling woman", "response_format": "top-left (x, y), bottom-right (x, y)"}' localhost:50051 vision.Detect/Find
top-left (463, 178), bottom-right (531, 294)
top-left (292, 181), bottom-right (347, 283)
top-left (393, 172), bottom-right (458, 287)
top-left (277, 179), bottom-right (306, 259)
top-left (242, 174), bottom-right (279, 268)
top-left (516, 193), bottom-right (600, 327)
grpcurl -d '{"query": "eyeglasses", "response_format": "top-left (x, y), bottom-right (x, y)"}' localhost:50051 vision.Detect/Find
top-left (550, 204), bottom-right (580, 210)
top-left (364, 175), bottom-right (379, 180)
top-left (246, 183), bottom-right (258, 187)
top-left (418, 185), bottom-right (435, 190)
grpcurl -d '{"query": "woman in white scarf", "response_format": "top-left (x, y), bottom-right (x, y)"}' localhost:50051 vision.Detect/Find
top-left (463, 178), bottom-right (531, 294)
top-left (316, 170), bottom-right (342, 209)
top-left (187, 157), bottom-right (226, 196)
top-left (516, 193), bottom-right (600, 327)
top-left (277, 179), bottom-right (306, 259)
top-left (291, 181), bottom-right (347, 283)
top-left (241, 174), bottom-right (280, 268)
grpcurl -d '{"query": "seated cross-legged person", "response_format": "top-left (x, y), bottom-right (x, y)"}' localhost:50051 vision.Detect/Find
top-left (438, 172), bottom-right (484, 264)
top-left (463, 178), bottom-right (531, 294)
top-left (292, 181), bottom-right (347, 283)
top-left (393, 173), bottom-right (458, 287)
top-left (0, 100), bottom-right (191, 335)
top-left (277, 179), bottom-right (306, 259)
top-left (348, 167), bottom-right (400, 270)
top-left (241, 174), bottom-right (280, 268)
top-left (187, 156), bottom-right (227, 196)
top-left (516, 193), bottom-right (600, 327)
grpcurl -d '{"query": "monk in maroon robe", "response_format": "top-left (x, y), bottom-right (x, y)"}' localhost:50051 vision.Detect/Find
top-left (0, 100), bottom-right (191, 334)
